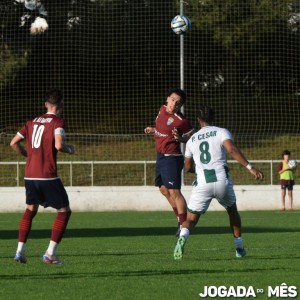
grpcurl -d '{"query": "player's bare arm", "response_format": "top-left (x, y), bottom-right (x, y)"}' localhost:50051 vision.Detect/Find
top-left (55, 133), bottom-right (75, 154)
top-left (172, 128), bottom-right (195, 143)
top-left (144, 127), bottom-right (155, 134)
top-left (184, 156), bottom-right (195, 173)
top-left (223, 139), bottom-right (264, 180)
top-left (279, 169), bottom-right (290, 174)
top-left (10, 134), bottom-right (27, 157)
top-left (278, 167), bottom-right (291, 174)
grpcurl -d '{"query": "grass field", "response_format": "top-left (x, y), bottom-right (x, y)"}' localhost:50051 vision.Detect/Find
top-left (1, 211), bottom-right (299, 300)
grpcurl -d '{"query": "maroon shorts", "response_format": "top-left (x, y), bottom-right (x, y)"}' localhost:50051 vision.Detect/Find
top-left (280, 179), bottom-right (295, 191)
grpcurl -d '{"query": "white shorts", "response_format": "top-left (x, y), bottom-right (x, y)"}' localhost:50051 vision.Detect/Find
top-left (187, 179), bottom-right (236, 214)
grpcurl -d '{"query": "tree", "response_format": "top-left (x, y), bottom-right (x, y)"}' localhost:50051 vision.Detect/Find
top-left (188, 0), bottom-right (290, 56)
top-left (0, 45), bottom-right (28, 90)
top-left (0, 1), bottom-right (28, 91)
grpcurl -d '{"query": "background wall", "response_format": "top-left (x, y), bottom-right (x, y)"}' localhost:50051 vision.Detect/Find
top-left (1, 185), bottom-right (298, 212)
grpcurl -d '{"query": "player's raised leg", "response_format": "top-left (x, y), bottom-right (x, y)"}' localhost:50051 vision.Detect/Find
top-left (174, 212), bottom-right (200, 260)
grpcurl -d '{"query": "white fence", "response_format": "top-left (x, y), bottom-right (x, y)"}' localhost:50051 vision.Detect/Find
top-left (0, 160), bottom-right (287, 186)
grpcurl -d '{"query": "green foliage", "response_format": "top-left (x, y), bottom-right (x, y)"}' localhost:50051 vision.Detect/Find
top-left (0, 0), bottom-right (298, 134)
top-left (188, 0), bottom-right (290, 55)
top-left (0, 211), bottom-right (299, 300)
top-left (0, 45), bottom-right (28, 90)
top-left (0, 0), bottom-right (299, 188)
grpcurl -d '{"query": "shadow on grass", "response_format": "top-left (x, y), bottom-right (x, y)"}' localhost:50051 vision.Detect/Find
top-left (0, 267), bottom-right (284, 280)
top-left (1, 225), bottom-right (299, 240)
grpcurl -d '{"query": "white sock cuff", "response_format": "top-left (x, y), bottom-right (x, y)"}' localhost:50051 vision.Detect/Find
top-left (17, 242), bottom-right (25, 255)
top-left (47, 240), bottom-right (58, 256)
top-left (180, 227), bottom-right (190, 239)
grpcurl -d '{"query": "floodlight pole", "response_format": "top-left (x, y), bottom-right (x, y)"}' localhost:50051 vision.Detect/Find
top-left (180, 0), bottom-right (185, 185)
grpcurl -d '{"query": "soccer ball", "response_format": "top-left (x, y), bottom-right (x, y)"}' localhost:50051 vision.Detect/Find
top-left (30, 17), bottom-right (48, 35)
top-left (288, 160), bottom-right (298, 169)
top-left (171, 15), bottom-right (191, 35)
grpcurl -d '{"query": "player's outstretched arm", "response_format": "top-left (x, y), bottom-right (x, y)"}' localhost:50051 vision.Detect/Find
top-left (248, 167), bottom-right (264, 180)
top-left (144, 127), bottom-right (155, 134)
top-left (223, 139), bottom-right (264, 180)
top-left (144, 126), bottom-right (155, 134)
top-left (172, 128), bottom-right (195, 143)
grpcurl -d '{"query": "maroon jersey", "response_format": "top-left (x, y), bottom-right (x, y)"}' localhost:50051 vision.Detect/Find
top-left (154, 105), bottom-right (194, 154)
top-left (18, 113), bottom-right (65, 179)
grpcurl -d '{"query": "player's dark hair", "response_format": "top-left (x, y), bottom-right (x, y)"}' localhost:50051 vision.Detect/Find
top-left (282, 149), bottom-right (291, 158)
top-left (45, 89), bottom-right (63, 105)
top-left (167, 88), bottom-right (186, 104)
top-left (197, 105), bottom-right (214, 123)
